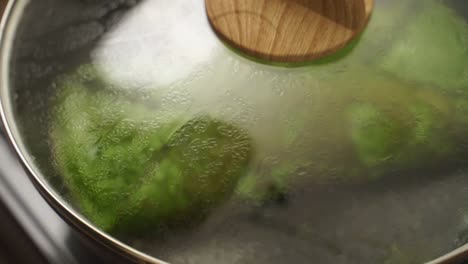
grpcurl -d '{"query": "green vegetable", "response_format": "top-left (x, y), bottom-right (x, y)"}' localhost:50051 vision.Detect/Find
top-left (380, 0), bottom-right (468, 93)
top-left (236, 68), bottom-right (468, 203)
top-left (348, 103), bottom-right (408, 168)
top-left (347, 100), bottom-right (456, 176)
top-left (51, 65), bottom-right (253, 235)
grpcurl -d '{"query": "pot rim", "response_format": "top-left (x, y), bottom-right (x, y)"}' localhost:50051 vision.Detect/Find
top-left (0, 1), bottom-right (467, 264)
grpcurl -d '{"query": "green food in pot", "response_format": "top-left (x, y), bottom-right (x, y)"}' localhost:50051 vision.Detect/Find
top-left (347, 103), bottom-right (408, 168)
top-left (380, 0), bottom-right (468, 94)
top-left (51, 65), bottom-right (253, 234)
top-left (236, 68), bottom-right (467, 203)
top-left (347, 99), bottom-right (456, 177)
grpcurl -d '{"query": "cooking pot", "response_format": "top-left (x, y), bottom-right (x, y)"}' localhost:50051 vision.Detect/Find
top-left (1, 0), bottom-right (468, 263)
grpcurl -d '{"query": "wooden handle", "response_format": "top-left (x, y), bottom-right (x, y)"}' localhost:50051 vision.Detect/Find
top-left (206, 0), bottom-right (374, 63)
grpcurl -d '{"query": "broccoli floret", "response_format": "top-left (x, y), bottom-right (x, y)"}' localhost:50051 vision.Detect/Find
top-left (380, 0), bottom-right (468, 93)
top-left (347, 98), bottom-right (456, 175)
top-left (51, 65), bottom-right (253, 235)
top-left (347, 103), bottom-right (409, 168)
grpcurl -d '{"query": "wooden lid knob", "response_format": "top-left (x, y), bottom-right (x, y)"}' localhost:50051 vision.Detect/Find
top-left (205, 0), bottom-right (374, 63)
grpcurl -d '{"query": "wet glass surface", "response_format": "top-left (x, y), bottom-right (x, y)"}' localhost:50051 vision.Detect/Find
top-left (4, 0), bottom-right (468, 263)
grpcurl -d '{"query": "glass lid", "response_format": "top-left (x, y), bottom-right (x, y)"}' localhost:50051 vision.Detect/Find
top-left (2, 0), bottom-right (468, 263)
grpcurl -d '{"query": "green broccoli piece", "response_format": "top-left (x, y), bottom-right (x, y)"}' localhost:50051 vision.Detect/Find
top-left (408, 102), bottom-right (454, 157)
top-left (347, 103), bottom-right (409, 168)
top-left (347, 97), bottom-right (456, 175)
top-left (380, 0), bottom-right (468, 93)
top-left (51, 66), bottom-right (253, 235)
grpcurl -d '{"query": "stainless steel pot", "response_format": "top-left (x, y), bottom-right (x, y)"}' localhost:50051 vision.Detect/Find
top-left (2, 0), bottom-right (468, 263)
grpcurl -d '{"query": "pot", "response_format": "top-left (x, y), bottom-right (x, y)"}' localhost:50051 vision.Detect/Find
top-left (1, 0), bottom-right (468, 263)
